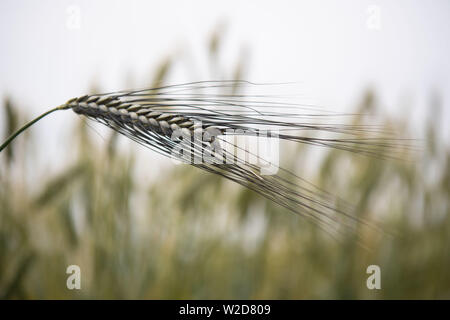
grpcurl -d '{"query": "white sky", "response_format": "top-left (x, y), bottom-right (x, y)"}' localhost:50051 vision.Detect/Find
top-left (0, 0), bottom-right (449, 176)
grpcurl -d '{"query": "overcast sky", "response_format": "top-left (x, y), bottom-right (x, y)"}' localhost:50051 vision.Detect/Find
top-left (1, 0), bottom-right (449, 174)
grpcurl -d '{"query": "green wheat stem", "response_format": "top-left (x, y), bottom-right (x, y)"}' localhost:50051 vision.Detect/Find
top-left (0, 104), bottom-right (68, 153)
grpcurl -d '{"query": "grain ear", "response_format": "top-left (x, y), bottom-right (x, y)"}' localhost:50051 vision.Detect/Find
top-left (0, 81), bottom-right (416, 244)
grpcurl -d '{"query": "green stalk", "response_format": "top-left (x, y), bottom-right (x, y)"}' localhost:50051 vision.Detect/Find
top-left (0, 104), bottom-right (68, 153)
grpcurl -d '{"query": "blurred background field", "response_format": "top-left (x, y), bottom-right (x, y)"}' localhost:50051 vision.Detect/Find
top-left (1, 44), bottom-right (449, 299)
top-left (0, 1), bottom-right (449, 299)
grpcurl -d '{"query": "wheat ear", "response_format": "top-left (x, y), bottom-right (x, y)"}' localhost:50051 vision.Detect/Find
top-left (1, 81), bottom-right (414, 243)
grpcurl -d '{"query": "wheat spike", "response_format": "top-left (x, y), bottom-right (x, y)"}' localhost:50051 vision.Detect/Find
top-left (0, 81), bottom-right (416, 243)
